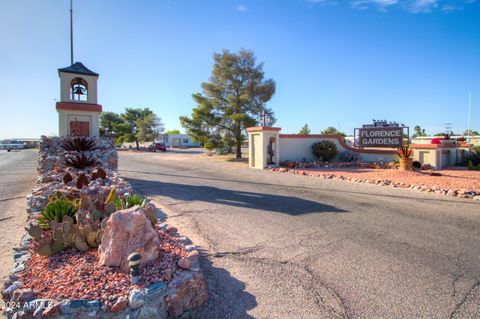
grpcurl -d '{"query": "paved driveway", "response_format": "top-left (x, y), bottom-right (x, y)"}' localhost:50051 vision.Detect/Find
top-left (119, 150), bottom-right (480, 319)
top-left (0, 150), bottom-right (37, 281)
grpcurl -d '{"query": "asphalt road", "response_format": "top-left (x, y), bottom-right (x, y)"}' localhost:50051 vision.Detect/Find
top-left (0, 150), bottom-right (37, 281)
top-left (119, 150), bottom-right (480, 319)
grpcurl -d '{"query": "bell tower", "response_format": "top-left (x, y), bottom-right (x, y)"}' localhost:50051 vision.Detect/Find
top-left (56, 62), bottom-right (102, 137)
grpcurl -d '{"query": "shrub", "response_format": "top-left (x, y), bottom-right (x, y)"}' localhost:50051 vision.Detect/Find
top-left (61, 137), bottom-right (97, 152)
top-left (38, 193), bottom-right (80, 228)
top-left (311, 141), bottom-right (338, 162)
top-left (467, 146), bottom-right (480, 166)
top-left (338, 150), bottom-right (360, 163)
top-left (64, 153), bottom-right (98, 169)
top-left (216, 145), bottom-right (232, 155)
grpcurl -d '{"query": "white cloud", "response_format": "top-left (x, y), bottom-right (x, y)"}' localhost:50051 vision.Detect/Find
top-left (407, 0), bottom-right (439, 13)
top-left (308, 0), bottom-right (475, 13)
top-left (235, 4), bottom-right (248, 12)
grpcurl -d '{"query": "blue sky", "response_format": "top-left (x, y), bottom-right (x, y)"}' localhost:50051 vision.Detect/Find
top-left (1, 0), bottom-right (479, 139)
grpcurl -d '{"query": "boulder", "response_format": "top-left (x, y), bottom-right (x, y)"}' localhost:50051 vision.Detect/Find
top-left (98, 206), bottom-right (161, 272)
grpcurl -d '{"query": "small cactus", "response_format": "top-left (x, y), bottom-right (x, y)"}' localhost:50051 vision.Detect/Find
top-left (26, 223), bottom-right (42, 240)
top-left (38, 244), bottom-right (53, 257)
top-left (63, 215), bottom-right (74, 225)
top-left (74, 236), bottom-right (89, 252)
top-left (61, 222), bottom-right (71, 235)
top-left (81, 225), bottom-right (93, 237)
top-left (86, 232), bottom-right (98, 248)
top-left (64, 232), bottom-right (75, 246)
top-left (51, 240), bottom-right (64, 254)
top-left (53, 229), bottom-right (63, 242)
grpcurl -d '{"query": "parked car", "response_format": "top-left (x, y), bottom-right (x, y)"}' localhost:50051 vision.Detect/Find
top-left (148, 143), bottom-right (167, 152)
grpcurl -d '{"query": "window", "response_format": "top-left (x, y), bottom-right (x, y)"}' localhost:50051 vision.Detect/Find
top-left (183, 138), bottom-right (189, 144)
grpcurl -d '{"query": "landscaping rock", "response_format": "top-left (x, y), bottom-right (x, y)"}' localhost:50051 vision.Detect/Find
top-left (110, 296), bottom-right (128, 312)
top-left (129, 289), bottom-right (146, 309)
top-left (166, 271), bottom-right (208, 317)
top-left (177, 257), bottom-right (191, 270)
top-left (99, 206), bottom-right (161, 272)
top-left (12, 288), bottom-right (37, 302)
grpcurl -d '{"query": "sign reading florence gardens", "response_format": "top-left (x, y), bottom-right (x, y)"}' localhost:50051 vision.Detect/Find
top-left (354, 120), bottom-right (408, 148)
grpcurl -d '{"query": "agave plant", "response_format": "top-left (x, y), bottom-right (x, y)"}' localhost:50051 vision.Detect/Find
top-left (64, 153), bottom-right (98, 169)
top-left (38, 192), bottom-right (80, 229)
top-left (396, 145), bottom-right (413, 159)
top-left (61, 137), bottom-right (97, 152)
top-left (114, 193), bottom-right (148, 210)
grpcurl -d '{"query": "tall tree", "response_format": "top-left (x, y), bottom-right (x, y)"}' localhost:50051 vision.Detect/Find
top-left (180, 49), bottom-right (276, 158)
top-left (321, 126), bottom-right (346, 137)
top-left (116, 108), bottom-right (163, 150)
top-left (99, 112), bottom-right (122, 137)
top-left (136, 113), bottom-right (164, 144)
top-left (412, 125), bottom-right (427, 138)
top-left (299, 124), bottom-right (311, 135)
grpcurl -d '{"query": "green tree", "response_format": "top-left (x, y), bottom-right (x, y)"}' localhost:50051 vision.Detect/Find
top-left (136, 113), bottom-right (164, 144)
top-left (298, 124), bottom-right (311, 135)
top-left (165, 129), bottom-right (181, 135)
top-left (464, 129), bottom-right (479, 136)
top-left (321, 126), bottom-right (346, 137)
top-left (116, 108), bottom-right (164, 150)
top-left (180, 49), bottom-right (276, 158)
top-left (99, 112), bottom-right (122, 137)
top-left (412, 125), bottom-right (427, 138)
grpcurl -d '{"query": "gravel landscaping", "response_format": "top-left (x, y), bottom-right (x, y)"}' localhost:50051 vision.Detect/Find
top-left (267, 166), bottom-right (480, 199)
top-left (1, 136), bottom-right (207, 319)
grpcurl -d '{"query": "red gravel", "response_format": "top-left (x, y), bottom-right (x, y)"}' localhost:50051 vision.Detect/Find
top-left (18, 227), bottom-right (187, 311)
top-left (292, 167), bottom-right (480, 192)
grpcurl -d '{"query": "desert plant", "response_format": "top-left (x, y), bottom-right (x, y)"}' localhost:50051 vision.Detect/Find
top-left (311, 141), bottom-right (338, 162)
top-left (64, 153), bottom-right (98, 169)
top-left (338, 150), bottom-right (360, 163)
top-left (28, 213), bottom-right (106, 256)
top-left (396, 145), bottom-right (413, 159)
top-left (114, 193), bottom-right (148, 210)
top-left (61, 137), bottom-right (97, 152)
top-left (467, 160), bottom-right (480, 171)
top-left (38, 193), bottom-right (80, 229)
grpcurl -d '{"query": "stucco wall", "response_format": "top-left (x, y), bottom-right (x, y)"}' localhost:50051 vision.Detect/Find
top-left (57, 109), bottom-right (100, 138)
top-left (60, 72), bottom-right (98, 104)
top-left (279, 136), bottom-right (396, 162)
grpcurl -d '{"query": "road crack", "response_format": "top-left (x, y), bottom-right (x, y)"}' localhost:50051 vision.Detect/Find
top-left (449, 280), bottom-right (480, 319)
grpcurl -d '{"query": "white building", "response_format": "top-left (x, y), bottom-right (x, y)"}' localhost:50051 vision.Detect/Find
top-left (158, 134), bottom-right (200, 148)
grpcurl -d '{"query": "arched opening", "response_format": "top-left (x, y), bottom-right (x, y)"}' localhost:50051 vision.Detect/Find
top-left (70, 77), bottom-right (88, 101)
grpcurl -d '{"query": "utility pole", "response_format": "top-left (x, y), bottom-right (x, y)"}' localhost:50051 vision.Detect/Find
top-left (70, 0), bottom-right (74, 65)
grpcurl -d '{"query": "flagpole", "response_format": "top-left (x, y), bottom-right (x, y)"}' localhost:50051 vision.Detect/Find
top-left (467, 92), bottom-right (472, 143)
top-left (70, 0), bottom-right (74, 65)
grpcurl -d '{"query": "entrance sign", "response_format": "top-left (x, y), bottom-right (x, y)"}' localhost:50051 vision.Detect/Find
top-left (354, 120), bottom-right (409, 148)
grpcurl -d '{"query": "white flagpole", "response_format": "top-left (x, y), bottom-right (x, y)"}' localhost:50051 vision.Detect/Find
top-left (467, 92), bottom-right (472, 143)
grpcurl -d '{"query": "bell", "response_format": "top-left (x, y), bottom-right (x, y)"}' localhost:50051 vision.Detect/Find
top-left (73, 85), bottom-right (86, 95)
